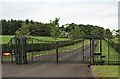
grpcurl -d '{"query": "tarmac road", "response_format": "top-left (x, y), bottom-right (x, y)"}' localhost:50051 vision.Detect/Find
top-left (2, 64), bottom-right (93, 77)
top-left (2, 44), bottom-right (94, 77)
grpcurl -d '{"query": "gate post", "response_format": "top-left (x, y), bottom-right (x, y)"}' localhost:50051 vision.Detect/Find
top-left (92, 37), bottom-right (95, 64)
top-left (21, 36), bottom-right (27, 64)
top-left (92, 36), bottom-right (103, 65)
top-left (14, 36), bottom-right (27, 64)
top-left (108, 37), bottom-right (110, 64)
top-left (82, 39), bottom-right (85, 63)
top-left (90, 38), bottom-right (92, 64)
top-left (56, 41), bottom-right (59, 63)
top-left (15, 36), bottom-right (21, 64)
top-left (100, 38), bottom-right (102, 64)
top-left (32, 38), bottom-right (34, 62)
top-left (10, 39), bottom-right (13, 64)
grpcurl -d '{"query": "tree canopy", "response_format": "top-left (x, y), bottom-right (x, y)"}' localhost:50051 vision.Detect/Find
top-left (1, 19), bottom-right (116, 39)
top-left (50, 18), bottom-right (61, 40)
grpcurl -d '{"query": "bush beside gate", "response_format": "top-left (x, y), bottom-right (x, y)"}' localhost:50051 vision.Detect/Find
top-left (105, 38), bottom-right (120, 53)
top-left (2, 39), bottom-right (83, 52)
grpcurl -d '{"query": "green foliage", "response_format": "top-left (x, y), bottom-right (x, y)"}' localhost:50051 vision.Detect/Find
top-left (50, 18), bottom-right (61, 40)
top-left (115, 29), bottom-right (120, 42)
top-left (15, 23), bottom-right (30, 37)
top-left (0, 35), bottom-right (14, 44)
top-left (2, 39), bottom-right (82, 52)
top-left (64, 23), bottom-right (105, 37)
top-left (28, 23), bottom-right (51, 36)
top-left (91, 26), bottom-right (104, 35)
top-left (1, 19), bottom-right (52, 36)
top-left (0, 35), bottom-right (70, 44)
top-left (115, 29), bottom-right (120, 36)
top-left (104, 29), bottom-right (112, 36)
top-left (1, 19), bottom-right (116, 38)
top-left (70, 26), bottom-right (82, 39)
top-left (26, 40), bottom-right (82, 52)
top-left (105, 38), bottom-right (120, 53)
top-left (1, 19), bottom-right (22, 35)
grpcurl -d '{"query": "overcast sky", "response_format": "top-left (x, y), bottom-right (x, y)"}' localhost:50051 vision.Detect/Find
top-left (0, 0), bottom-right (119, 30)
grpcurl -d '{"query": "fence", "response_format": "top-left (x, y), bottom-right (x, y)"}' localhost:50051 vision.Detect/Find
top-left (1, 35), bottom-right (120, 65)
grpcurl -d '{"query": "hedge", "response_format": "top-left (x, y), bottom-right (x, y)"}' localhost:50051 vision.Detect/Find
top-left (2, 39), bottom-right (83, 52)
top-left (105, 39), bottom-right (120, 53)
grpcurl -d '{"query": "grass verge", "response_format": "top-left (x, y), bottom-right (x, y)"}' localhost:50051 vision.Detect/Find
top-left (92, 39), bottom-right (119, 78)
top-left (95, 40), bottom-right (118, 62)
top-left (92, 65), bottom-right (119, 78)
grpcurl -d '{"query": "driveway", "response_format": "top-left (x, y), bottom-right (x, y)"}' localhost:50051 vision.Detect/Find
top-left (2, 63), bottom-right (93, 77)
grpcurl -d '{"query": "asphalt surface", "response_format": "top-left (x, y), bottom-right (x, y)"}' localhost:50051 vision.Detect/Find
top-left (2, 44), bottom-right (94, 77)
top-left (2, 64), bottom-right (93, 77)
top-left (28, 44), bottom-right (91, 64)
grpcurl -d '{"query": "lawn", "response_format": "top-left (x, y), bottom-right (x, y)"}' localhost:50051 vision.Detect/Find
top-left (95, 40), bottom-right (118, 62)
top-left (92, 39), bottom-right (119, 78)
top-left (0, 35), bottom-right (14, 44)
top-left (92, 65), bottom-right (119, 78)
top-left (0, 35), bottom-right (70, 44)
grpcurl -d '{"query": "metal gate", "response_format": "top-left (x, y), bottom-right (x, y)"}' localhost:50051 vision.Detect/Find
top-left (1, 35), bottom-right (119, 65)
top-left (26, 38), bottom-right (92, 64)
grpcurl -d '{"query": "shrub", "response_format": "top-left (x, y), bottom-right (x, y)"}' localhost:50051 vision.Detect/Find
top-left (105, 39), bottom-right (120, 53)
top-left (2, 39), bottom-right (83, 52)
top-left (114, 43), bottom-right (120, 53)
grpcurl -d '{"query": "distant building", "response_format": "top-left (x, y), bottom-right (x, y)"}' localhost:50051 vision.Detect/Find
top-left (61, 31), bottom-right (69, 37)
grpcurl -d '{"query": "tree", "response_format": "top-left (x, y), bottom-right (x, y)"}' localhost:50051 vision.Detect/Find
top-left (115, 29), bottom-right (120, 42)
top-left (25, 19), bottom-right (29, 24)
top-left (70, 26), bottom-right (81, 39)
top-left (1, 19), bottom-right (8, 35)
top-left (50, 18), bottom-right (61, 40)
top-left (104, 28), bottom-right (112, 37)
top-left (1, 19), bottom-right (107, 37)
top-left (15, 23), bottom-right (30, 37)
top-left (91, 26), bottom-right (104, 36)
top-left (116, 29), bottom-right (120, 36)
